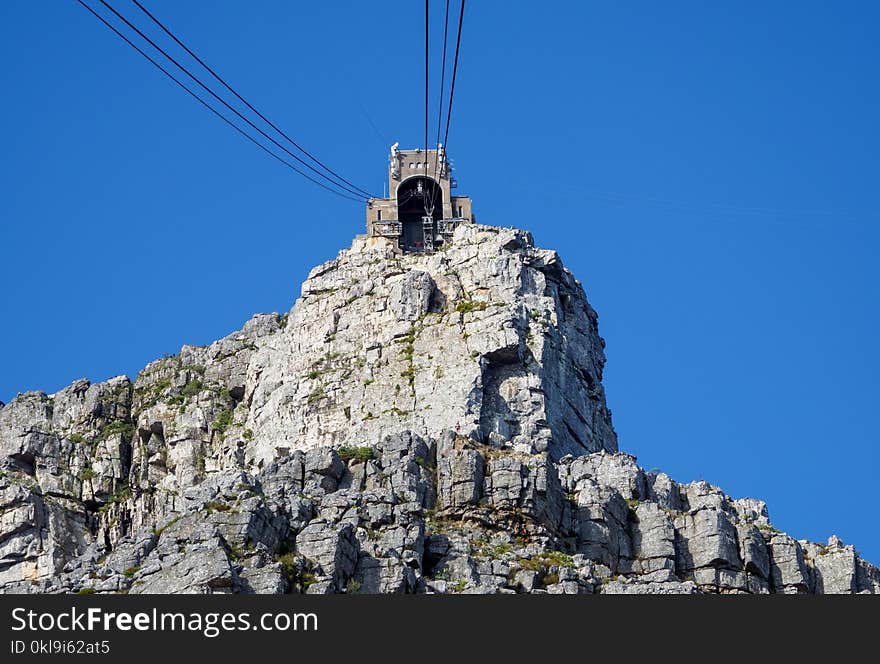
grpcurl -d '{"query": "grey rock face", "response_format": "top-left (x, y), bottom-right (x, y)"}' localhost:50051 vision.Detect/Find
top-left (0, 224), bottom-right (875, 594)
top-left (243, 224), bottom-right (616, 465)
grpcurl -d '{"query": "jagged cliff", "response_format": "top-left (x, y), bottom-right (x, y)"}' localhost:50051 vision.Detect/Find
top-left (1, 224), bottom-right (876, 594)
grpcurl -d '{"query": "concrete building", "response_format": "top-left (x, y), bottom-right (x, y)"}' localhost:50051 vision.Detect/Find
top-left (366, 143), bottom-right (473, 252)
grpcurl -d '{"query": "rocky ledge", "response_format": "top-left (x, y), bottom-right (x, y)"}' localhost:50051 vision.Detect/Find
top-left (0, 224), bottom-right (876, 594)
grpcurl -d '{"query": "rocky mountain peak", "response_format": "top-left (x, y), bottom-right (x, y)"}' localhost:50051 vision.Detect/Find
top-left (0, 223), bottom-right (876, 594)
top-left (240, 223), bottom-right (616, 465)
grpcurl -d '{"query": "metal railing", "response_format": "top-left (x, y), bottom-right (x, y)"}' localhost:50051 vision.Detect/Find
top-left (373, 220), bottom-right (402, 237)
top-left (438, 217), bottom-right (467, 235)
top-left (372, 217), bottom-right (470, 243)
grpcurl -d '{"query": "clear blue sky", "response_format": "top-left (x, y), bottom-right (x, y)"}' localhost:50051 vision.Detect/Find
top-left (1, 1), bottom-right (878, 563)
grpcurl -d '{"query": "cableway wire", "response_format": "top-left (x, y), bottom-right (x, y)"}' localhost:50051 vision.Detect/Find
top-left (427, 0), bottom-right (450, 217)
top-left (129, 0), bottom-right (373, 199)
top-left (423, 0), bottom-right (431, 216)
top-left (441, 0), bottom-right (465, 154)
top-left (93, 0), bottom-right (369, 201)
top-left (76, 0), bottom-right (364, 203)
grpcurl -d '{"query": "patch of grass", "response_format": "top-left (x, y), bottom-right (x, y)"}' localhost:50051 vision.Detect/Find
top-left (277, 553), bottom-right (297, 578)
top-left (152, 515), bottom-right (181, 537)
top-left (541, 551), bottom-right (575, 568)
top-left (338, 445), bottom-right (376, 464)
top-left (758, 523), bottom-right (782, 534)
top-left (278, 313), bottom-right (289, 328)
top-left (243, 428), bottom-right (254, 440)
top-left (205, 500), bottom-right (231, 514)
top-left (122, 566), bottom-right (140, 579)
top-left (79, 467), bottom-right (98, 481)
top-left (541, 572), bottom-right (560, 586)
top-left (455, 300), bottom-right (489, 314)
top-left (345, 579), bottom-right (362, 594)
top-left (99, 420), bottom-right (135, 442)
top-left (68, 433), bottom-right (86, 445)
top-left (473, 540), bottom-right (512, 559)
top-left (519, 551), bottom-right (575, 571)
top-left (301, 572), bottom-right (317, 590)
top-left (306, 387), bottom-right (326, 405)
top-left (76, 587), bottom-right (96, 595)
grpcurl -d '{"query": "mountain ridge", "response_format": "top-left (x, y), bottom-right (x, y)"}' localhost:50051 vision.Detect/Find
top-left (1, 223), bottom-right (876, 594)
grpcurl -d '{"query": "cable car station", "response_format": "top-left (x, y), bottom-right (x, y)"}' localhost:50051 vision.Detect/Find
top-left (367, 143), bottom-right (473, 253)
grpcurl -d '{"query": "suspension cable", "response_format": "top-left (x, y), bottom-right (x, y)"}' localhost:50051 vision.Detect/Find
top-left (423, 0), bottom-right (430, 216)
top-left (431, 0), bottom-right (451, 200)
top-left (94, 0), bottom-right (369, 200)
top-left (76, 0), bottom-right (364, 203)
top-left (129, 0), bottom-right (373, 199)
top-left (442, 0), bottom-right (466, 152)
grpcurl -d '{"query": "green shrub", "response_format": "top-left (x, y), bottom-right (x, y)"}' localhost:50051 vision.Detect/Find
top-left (213, 408), bottom-right (234, 434)
top-left (541, 573), bottom-right (560, 586)
top-left (181, 379), bottom-right (203, 398)
top-left (338, 446), bottom-right (375, 464)
top-left (277, 553), bottom-right (297, 578)
top-left (100, 420), bottom-right (135, 441)
top-left (301, 572), bottom-right (317, 590)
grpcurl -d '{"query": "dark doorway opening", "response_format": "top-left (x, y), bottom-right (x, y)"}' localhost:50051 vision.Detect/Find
top-left (396, 176), bottom-right (443, 252)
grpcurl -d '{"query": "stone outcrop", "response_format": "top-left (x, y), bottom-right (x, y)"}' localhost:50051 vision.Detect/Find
top-left (0, 224), bottom-right (876, 594)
